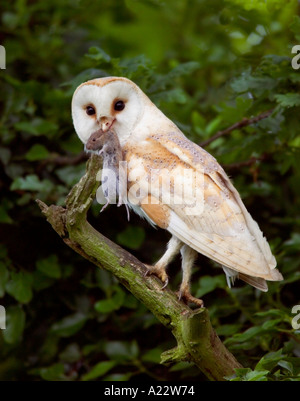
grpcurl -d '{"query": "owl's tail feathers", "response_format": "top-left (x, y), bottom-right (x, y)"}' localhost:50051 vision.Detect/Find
top-left (222, 266), bottom-right (283, 292)
top-left (238, 273), bottom-right (268, 292)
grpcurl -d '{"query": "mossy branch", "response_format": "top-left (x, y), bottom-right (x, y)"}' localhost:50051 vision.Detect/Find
top-left (37, 154), bottom-right (242, 381)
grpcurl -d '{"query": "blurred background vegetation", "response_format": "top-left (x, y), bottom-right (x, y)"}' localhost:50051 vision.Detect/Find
top-left (0, 0), bottom-right (300, 381)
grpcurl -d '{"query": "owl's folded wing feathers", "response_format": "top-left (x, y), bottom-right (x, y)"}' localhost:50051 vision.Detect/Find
top-left (127, 131), bottom-right (282, 282)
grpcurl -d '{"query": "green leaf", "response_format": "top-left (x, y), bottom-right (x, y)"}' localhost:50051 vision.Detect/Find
top-left (5, 271), bottom-right (33, 303)
top-left (205, 116), bottom-right (223, 135)
top-left (228, 367), bottom-right (269, 381)
top-left (231, 70), bottom-right (277, 96)
top-left (36, 255), bottom-right (61, 279)
top-left (10, 174), bottom-right (54, 193)
top-left (244, 370), bottom-right (269, 381)
top-left (104, 341), bottom-right (139, 362)
top-left (32, 271), bottom-right (55, 291)
top-left (2, 11), bottom-right (19, 29)
top-left (56, 165), bottom-right (86, 187)
top-left (167, 61), bottom-right (200, 79)
top-left (59, 343), bottom-right (81, 363)
top-left (196, 275), bottom-right (226, 297)
top-left (2, 306), bottom-right (26, 344)
top-left (255, 349), bottom-right (284, 371)
top-left (95, 269), bottom-right (113, 291)
top-left (290, 16), bottom-right (300, 40)
top-left (255, 309), bottom-right (287, 319)
top-left (15, 118), bottom-right (58, 136)
top-left (283, 233), bottom-right (300, 251)
top-left (50, 313), bottom-right (88, 338)
top-left (141, 348), bottom-right (163, 363)
top-left (274, 93), bottom-right (300, 108)
top-left (261, 318), bottom-right (282, 330)
top-left (225, 326), bottom-right (262, 345)
top-left (169, 362), bottom-right (193, 372)
top-left (278, 360), bottom-right (294, 374)
top-left (82, 361), bottom-right (116, 381)
top-left (116, 226), bottom-right (145, 250)
top-left (257, 108), bottom-right (284, 133)
top-left (38, 363), bottom-right (66, 381)
top-left (122, 293), bottom-right (139, 309)
top-left (149, 61), bottom-right (200, 93)
top-left (0, 205), bottom-right (13, 224)
top-left (94, 286), bottom-right (125, 313)
top-left (86, 47), bottom-right (111, 63)
top-left (152, 88), bottom-right (188, 105)
top-left (82, 343), bottom-right (102, 357)
top-left (216, 324), bottom-right (243, 337)
top-left (227, 368), bottom-right (251, 381)
top-left (192, 111), bottom-right (206, 136)
top-left (25, 144), bottom-right (49, 161)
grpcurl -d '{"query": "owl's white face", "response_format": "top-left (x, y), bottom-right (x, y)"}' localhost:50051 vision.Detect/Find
top-left (72, 77), bottom-right (145, 145)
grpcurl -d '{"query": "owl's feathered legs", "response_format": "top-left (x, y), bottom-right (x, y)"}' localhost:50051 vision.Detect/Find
top-left (178, 245), bottom-right (204, 308)
top-left (145, 236), bottom-right (182, 288)
top-left (146, 237), bottom-right (204, 306)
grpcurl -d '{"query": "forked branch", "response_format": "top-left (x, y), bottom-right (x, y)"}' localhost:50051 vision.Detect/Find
top-left (37, 154), bottom-right (242, 381)
top-left (200, 109), bottom-right (273, 147)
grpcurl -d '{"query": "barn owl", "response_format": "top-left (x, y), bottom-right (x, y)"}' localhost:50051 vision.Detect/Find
top-left (72, 76), bottom-right (283, 306)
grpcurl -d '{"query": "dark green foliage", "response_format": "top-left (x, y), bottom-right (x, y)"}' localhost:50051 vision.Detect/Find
top-left (0, 0), bottom-right (299, 381)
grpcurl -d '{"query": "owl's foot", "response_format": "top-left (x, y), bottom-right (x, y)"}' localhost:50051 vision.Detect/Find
top-left (177, 286), bottom-right (204, 308)
top-left (144, 264), bottom-right (169, 289)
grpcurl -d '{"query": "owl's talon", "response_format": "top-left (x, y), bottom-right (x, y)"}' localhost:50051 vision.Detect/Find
top-left (161, 277), bottom-right (169, 290)
top-left (144, 264), bottom-right (168, 289)
top-left (177, 289), bottom-right (204, 308)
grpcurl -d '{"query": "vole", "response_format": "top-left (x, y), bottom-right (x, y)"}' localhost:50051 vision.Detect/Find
top-left (86, 129), bottom-right (130, 220)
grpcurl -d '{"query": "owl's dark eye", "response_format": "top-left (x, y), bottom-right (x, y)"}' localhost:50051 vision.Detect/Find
top-left (114, 100), bottom-right (125, 111)
top-left (86, 105), bottom-right (96, 116)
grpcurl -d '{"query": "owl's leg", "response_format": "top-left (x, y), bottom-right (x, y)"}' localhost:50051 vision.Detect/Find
top-left (178, 245), bottom-right (204, 307)
top-left (145, 236), bottom-right (182, 288)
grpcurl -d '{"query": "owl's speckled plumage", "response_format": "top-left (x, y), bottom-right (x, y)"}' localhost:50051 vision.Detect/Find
top-left (72, 76), bottom-right (283, 306)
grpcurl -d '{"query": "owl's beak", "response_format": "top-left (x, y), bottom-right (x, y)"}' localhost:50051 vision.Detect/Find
top-left (99, 116), bottom-right (115, 132)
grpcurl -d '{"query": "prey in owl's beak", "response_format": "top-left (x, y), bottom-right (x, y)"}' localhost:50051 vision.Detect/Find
top-left (84, 129), bottom-right (105, 155)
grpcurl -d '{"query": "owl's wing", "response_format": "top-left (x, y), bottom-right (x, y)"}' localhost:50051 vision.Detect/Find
top-left (125, 131), bottom-right (282, 281)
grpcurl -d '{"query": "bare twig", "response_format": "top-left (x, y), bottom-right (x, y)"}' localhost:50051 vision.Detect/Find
top-left (37, 151), bottom-right (88, 172)
top-left (37, 154), bottom-right (242, 381)
top-left (224, 154), bottom-right (269, 170)
top-left (49, 151), bottom-right (88, 166)
top-left (200, 109), bottom-right (273, 148)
